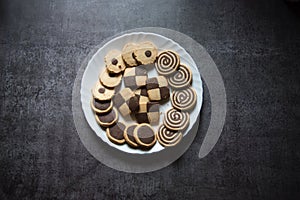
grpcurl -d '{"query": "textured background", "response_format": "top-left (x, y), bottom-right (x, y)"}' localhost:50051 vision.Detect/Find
top-left (1, 0), bottom-right (299, 199)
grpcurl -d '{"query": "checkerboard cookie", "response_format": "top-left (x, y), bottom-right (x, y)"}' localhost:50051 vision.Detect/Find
top-left (135, 101), bottom-right (159, 124)
top-left (104, 50), bottom-right (126, 74)
top-left (146, 76), bottom-right (170, 101)
top-left (123, 67), bottom-right (147, 89)
top-left (122, 43), bottom-right (138, 67)
top-left (113, 88), bottom-right (136, 117)
top-left (133, 41), bottom-right (158, 65)
top-left (92, 81), bottom-right (114, 101)
top-left (99, 69), bottom-right (122, 88)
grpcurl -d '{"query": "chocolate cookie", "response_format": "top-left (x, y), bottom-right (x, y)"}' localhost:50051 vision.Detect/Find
top-left (95, 107), bottom-right (118, 127)
top-left (104, 50), bottom-right (126, 74)
top-left (171, 87), bottom-right (197, 111)
top-left (134, 86), bottom-right (148, 98)
top-left (133, 41), bottom-right (158, 65)
top-left (124, 124), bottom-right (139, 148)
top-left (156, 125), bottom-right (183, 147)
top-left (122, 43), bottom-right (138, 67)
top-left (168, 64), bottom-right (192, 88)
top-left (106, 122), bottom-right (126, 144)
top-left (135, 102), bottom-right (159, 124)
top-left (146, 76), bottom-right (170, 101)
top-left (92, 81), bottom-right (115, 101)
top-left (90, 98), bottom-right (113, 114)
top-left (113, 88), bottom-right (136, 117)
top-left (123, 67), bottom-right (147, 89)
top-left (99, 69), bottom-right (122, 88)
top-left (133, 123), bottom-right (156, 148)
top-left (155, 51), bottom-right (180, 76)
top-left (163, 108), bottom-right (189, 131)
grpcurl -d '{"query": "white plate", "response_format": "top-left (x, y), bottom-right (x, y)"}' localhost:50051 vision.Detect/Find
top-left (81, 32), bottom-right (203, 154)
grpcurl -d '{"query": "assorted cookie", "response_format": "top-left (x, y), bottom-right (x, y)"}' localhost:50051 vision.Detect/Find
top-left (95, 107), bottom-right (118, 127)
top-left (99, 69), bottom-right (122, 88)
top-left (157, 125), bottom-right (183, 147)
top-left (92, 81), bottom-right (114, 101)
top-left (106, 122), bottom-right (126, 144)
top-left (122, 43), bottom-right (138, 67)
top-left (168, 64), bottom-right (192, 88)
top-left (90, 98), bottom-right (113, 114)
top-left (133, 123), bottom-right (157, 148)
top-left (123, 67), bottom-right (147, 89)
top-left (113, 88), bottom-right (136, 117)
top-left (171, 87), bottom-right (197, 111)
top-left (133, 41), bottom-right (158, 65)
top-left (135, 102), bottom-right (159, 124)
top-left (146, 76), bottom-right (170, 101)
top-left (155, 51), bottom-right (180, 76)
top-left (104, 50), bottom-right (126, 74)
top-left (124, 124), bottom-right (139, 148)
top-left (163, 108), bottom-right (190, 131)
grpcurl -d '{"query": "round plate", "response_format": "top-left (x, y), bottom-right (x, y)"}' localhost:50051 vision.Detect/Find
top-left (81, 32), bottom-right (203, 154)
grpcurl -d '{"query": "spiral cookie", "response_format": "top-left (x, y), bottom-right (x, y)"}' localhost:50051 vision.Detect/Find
top-left (168, 64), bottom-right (192, 88)
top-left (171, 87), bottom-right (197, 111)
top-left (155, 51), bottom-right (180, 76)
top-left (163, 108), bottom-right (189, 131)
top-left (157, 125), bottom-right (183, 147)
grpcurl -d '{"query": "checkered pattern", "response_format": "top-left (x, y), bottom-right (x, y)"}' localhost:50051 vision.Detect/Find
top-left (134, 87), bottom-right (149, 103)
top-left (135, 102), bottom-right (159, 124)
top-left (146, 76), bottom-right (170, 101)
top-left (123, 67), bottom-right (148, 89)
top-left (113, 88), bottom-right (135, 117)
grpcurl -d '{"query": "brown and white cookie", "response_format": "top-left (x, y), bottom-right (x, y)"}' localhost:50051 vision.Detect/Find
top-left (123, 67), bottom-right (148, 89)
top-left (92, 81), bottom-right (114, 101)
top-left (113, 88), bottom-right (136, 117)
top-left (134, 86), bottom-right (148, 98)
top-left (155, 51), bottom-right (180, 76)
top-left (122, 43), bottom-right (138, 67)
top-left (90, 98), bottom-right (113, 114)
top-left (163, 108), bottom-right (189, 131)
top-left (104, 50), bottom-right (126, 74)
top-left (168, 64), bottom-right (192, 88)
top-left (124, 123), bottom-right (139, 148)
top-left (135, 102), bottom-right (159, 124)
top-left (133, 41), bottom-right (158, 65)
top-left (146, 76), bottom-right (170, 101)
top-left (133, 123), bottom-right (157, 148)
top-left (99, 69), bottom-right (122, 88)
top-left (95, 107), bottom-right (118, 127)
top-left (171, 87), bottom-right (197, 111)
top-left (106, 122), bottom-right (126, 144)
top-left (156, 125), bottom-right (183, 147)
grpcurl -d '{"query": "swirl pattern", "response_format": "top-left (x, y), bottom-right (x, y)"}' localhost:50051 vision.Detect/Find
top-left (168, 65), bottom-right (192, 88)
top-left (155, 51), bottom-right (180, 76)
top-left (164, 108), bottom-right (189, 131)
top-left (171, 87), bottom-right (197, 111)
top-left (157, 125), bottom-right (183, 147)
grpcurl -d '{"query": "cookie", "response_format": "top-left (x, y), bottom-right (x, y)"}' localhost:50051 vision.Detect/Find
top-left (171, 87), bottom-right (197, 111)
top-left (92, 81), bottom-right (114, 101)
top-left (122, 43), bottom-right (138, 67)
top-left (163, 108), bottom-right (189, 131)
top-left (155, 51), bottom-right (180, 76)
top-left (146, 76), bottom-right (170, 101)
top-left (113, 88), bottom-right (136, 117)
top-left (90, 98), bottom-right (113, 114)
top-left (168, 64), bottom-right (192, 88)
top-left (99, 69), bottom-right (122, 88)
top-left (123, 67), bottom-right (148, 89)
top-left (135, 102), bottom-right (159, 124)
top-left (156, 125), bottom-right (183, 147)
top-left (95, 107), bottom-right (118, 127)
top-left (133, 123), bottom-right (156, 148)
top-left (124, 124), bottom-right (139, 148)
top-left (134, 87), bottom-right (148, 98)
top-left (133, 41), bottom-right (158, 65)
top-left (104, 50), bottom-right (126, 74)
top-left (106, 122), bottom-right (126, 144)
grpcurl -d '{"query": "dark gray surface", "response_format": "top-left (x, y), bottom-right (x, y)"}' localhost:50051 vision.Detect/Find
top-left (1, 0), bottom-right (299, 199)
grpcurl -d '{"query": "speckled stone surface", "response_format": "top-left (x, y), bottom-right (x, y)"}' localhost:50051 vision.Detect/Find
top-left (0, 0), bottom-right (299, 199)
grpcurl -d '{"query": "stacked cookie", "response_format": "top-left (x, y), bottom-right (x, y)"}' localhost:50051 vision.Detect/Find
top-left (90, 41), bottom-right (197, 150)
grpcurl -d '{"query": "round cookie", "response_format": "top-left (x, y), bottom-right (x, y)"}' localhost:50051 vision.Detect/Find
top-left (157, 125), bottom-right (183, 147)
top-left (99, 69), bottom-right (122, 88)
top-left (90, 98), bottom-right (113, 114)
top-left (122, 43), bottom-right (138, 67)
top-left (104, 50), bottom-right (126, 74)
top-left (163, 108), bottom-right (189, 131)
top-left (168, 64), bottom-right (192, 88)
top-left (133, 123), bottom-right (157, 148)
top-left (95, 107), bottom-right (118, 127)
top-left (92, 81), bottom-right (114, 101)
top-left (133, 41), bottom-right (158, 65)
top-left (171, 87), bottom-right (197, 111)
top-left (124, 124), bottom-right (139, 148)
top-left (155, 51), bottom-right (180, 76)
top-left (106, 122), bottom-right (126, 144)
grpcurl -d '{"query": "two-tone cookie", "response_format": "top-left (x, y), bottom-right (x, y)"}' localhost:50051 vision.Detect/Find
top-left (171, 87), bottom-right (197, 111)
top-left (155, 51), bottom-right (180, 76)
top-left (124, 124), bottom-right (139, 148)
top-left (106, 122), bottom-right (126, 144)
top-left (99, 69), bottom-right (122, 88)
top-left (135, 102), bottom-right (159, 124)
top-left (123, 67), bottom-right (147, 89)
top-left (90, 98), bottom-right (113, 114)
top-left (163, 108), bottom-right (189, 131)
top-left (122, 43), bottom-right (138, 67)
top-left (95, 107), bottom-right (118, 127)
top-left (92, 81), bottom-right (114, 101)
top-left (133, 123), bottom-right (157, 148)
top-left (146, 76), bottom-right (170, 101)
top-left (134, 41), bottom-right (158, 65)
top-left (156, 125), bottom-right (183, 147)
top-left (104, 50), bottom-right (126, 74)
top-left (113, 88), bottom-right (136, 117)
top-left (168, 64), bottom-right (192, 88)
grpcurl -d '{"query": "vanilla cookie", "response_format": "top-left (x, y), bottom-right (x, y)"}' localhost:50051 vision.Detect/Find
top-left (133, 41), bottom-right (158, 65)
top-left (90, 98), bottom-right (113, 114)
top-left (168, 64), bottom-right (192, 88)
top-left (133, 123), bottom-right (156, 148)
top-left (155, 51), bottom-right (180, 76)
top-left (124, 124), bottom-right (139, 148)
top-left (104, 50), bottom-right (126, 74)
top-left (123, 67), bottom-right (147, 89)
top-left (95, 107), bottom-right (118, 127)
top-left (106, 122), bottom-right (126, 144)
top-left (92, 81), bottom-right (114, 101)
top-left (163, 108), bottom-right (189, 131)
top-left (146, 76), bottom-right (170, 101)
top-left (122, 43), bottom-right (138, 67)
top-left (171, 87), bottom-right (197, 111)
top-left (99, 69), bottom-right (122, 88)
top-left (156, 125), bottom-right (183, 147)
